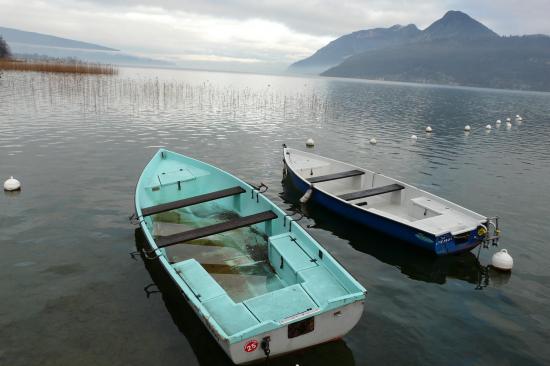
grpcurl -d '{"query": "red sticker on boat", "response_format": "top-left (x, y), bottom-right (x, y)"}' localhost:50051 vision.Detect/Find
top-left (244, 340), bottom-right (258, 353)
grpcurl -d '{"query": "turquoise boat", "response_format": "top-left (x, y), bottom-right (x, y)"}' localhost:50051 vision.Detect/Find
top-left (134, 149), bottom-right (366, 364)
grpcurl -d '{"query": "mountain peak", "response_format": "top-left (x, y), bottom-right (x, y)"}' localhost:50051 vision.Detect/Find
top-left (422, 10), bottom-right (499, 40)
top-left (441, 10), bottom-right (472, 20)
top-left (389, 24), bottom-right (420, 32)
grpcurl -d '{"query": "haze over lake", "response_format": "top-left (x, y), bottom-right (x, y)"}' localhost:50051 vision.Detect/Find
top-left (1, 67), bottom-right (550, 365)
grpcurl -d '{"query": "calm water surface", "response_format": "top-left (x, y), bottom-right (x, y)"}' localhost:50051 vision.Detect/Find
top-left (1, 67), bottom-right (550, 365)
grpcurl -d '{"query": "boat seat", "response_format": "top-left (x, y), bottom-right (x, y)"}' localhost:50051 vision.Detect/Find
top-left (244, 284), bottom-right (318, 323)
top-left (269, 233), bottom-right (317, 284)
top-left (307, 169), bottom-right (364, 184)
top-left (141, 186), bottom-right (245, 217)
top-left (156, 210), bottom-right (277, 248)
top-left (410, 196), bottom-right (449, 214)
top-left (338, 183), bottom-right (405, 201)
top-left (298, 266), bottom-right (348, 306)
top-left (202, 294), bottom-right (259, 336)
top-left (173, 259), bottom-right (226, 302)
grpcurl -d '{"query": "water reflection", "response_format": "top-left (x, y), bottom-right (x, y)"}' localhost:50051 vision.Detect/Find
top-left (3, 190), bottom-right (22, 198)
top-left (280, 178), bottom-right (509, 289)
top-left (133, 229), bottom-right (355, 366)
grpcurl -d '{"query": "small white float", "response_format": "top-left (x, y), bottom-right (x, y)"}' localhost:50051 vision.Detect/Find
top-left (305, 138), bottom-right (315, 147)
top-left (492, 249), bottom-right (513, 271)
top-left (369, 138), bottom-right (377, 145)
top-left (4, 176), bottom-right (21, 191)
top-left (464, 125), bottom-right (471, 132)
top-left (425, 126), bottom-right (432, 133)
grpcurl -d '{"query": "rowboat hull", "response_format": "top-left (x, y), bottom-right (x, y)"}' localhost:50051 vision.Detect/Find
top-left (153, 257), bottom-right (364, 364)
top-left (135, 149), bottom-right (366, 364)
top-left (283, 147), bottom-right (496, 255)
top-left (226, 300), bottom-right (364, 364)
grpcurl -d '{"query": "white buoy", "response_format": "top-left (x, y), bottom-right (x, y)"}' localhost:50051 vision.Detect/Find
top-left (425, 126), bottom-right (432, 133)
top-left (516, 114), bottom-right (522, 121)
top-left (369, 137), bottom-right (377, 145)
top-left (4, 176), bottom-right (21, 191)
top-left (464, 125), bottom-right (471, 132)
top-left (485, 124), bottom-right (492, 130)
top-left (491, 249), bottom-right (513, 271)
top-left (506, 121), bottom-right (512, 128)
top-left (411, 134), bottom-right (418, 140)
top-left (506, 117), bottom-right (511, 122)
top-left (305, 138), bottom-right (315, 147)
top-left (496, 119), bottom-right (502, 125)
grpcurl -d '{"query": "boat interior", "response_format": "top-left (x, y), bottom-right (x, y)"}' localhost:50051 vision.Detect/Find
top-left (285, 148), bottom-right (486, 236)
top-left (137, 151), bottom-right (364, 339)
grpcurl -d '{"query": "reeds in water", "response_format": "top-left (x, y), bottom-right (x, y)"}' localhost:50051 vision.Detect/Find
top-left (0, 59), bottom-right (118, 75)
top-left (1, 71), bottom-right (334, 122)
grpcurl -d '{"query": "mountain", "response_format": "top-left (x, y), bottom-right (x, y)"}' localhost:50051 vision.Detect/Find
top-left (0, 26), bottom-right (173, 67)
top-left (420, 10), bottom-right (498, 41)
top-left (292, 10), bottom-right (550, 92)
top-left (288, 24), bottom-right (421, 74)
top-left (0, 26), bottom-right (117, 51)
top-left (322, 36), bottom-right (550, 91)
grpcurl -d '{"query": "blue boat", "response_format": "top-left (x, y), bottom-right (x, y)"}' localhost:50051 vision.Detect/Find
top-left (283, 146), bottom-right (500, 255)
top-left (134, 149), bottom-right (366, 364)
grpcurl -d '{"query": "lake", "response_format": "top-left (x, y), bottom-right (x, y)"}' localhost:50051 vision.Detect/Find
top-left (1, 67), bottom-right (550, 365)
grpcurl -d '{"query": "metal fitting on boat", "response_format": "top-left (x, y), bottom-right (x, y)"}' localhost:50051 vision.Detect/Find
top-left (261, 336), bottom-right (271, 357)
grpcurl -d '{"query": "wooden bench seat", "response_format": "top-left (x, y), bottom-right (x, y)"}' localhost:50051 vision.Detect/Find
top-left (141, 186), bottom-right (245, 217)
top-left (307, 169), bottom-right (364, 184)
top-left (156, 210), bottom-right (277, 249)
top-left (338, 183), bottom-right (405, 201)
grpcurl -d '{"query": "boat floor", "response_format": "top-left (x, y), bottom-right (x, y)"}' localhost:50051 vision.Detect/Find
top-left (152, 205), bottom-right (287, 303)
top-left (366, 202), bottom-right (417, 222)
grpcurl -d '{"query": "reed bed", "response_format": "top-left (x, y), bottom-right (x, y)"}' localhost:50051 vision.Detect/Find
top-left (0, 72), bottom-right (334, 122)
top-left (0, 59), bottom-right (118, 75)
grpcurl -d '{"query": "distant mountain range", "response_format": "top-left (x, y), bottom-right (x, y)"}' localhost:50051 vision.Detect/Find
top-left (290, 24), bottom-right (422, 74)
top-left (0, 26), bottom-right (118, 51)
top-left (289, 11), bottom-right (550, 92)
top-left (0, 26), bottom-right (172, 67)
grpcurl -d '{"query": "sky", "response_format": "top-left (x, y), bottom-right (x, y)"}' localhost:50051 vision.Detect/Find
top-left (1, 0), bottom-right (550, 72)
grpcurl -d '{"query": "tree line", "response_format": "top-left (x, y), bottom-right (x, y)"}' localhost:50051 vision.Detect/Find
top-left (0, 35), bottom-right (11, 59)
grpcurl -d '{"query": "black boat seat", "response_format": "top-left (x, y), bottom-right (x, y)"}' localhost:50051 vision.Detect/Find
top-left (307, 169), bottom-right (364, 184)
top-left (338, 183), bottom-right (405, 201)
top-left (141, 186), bottom-right (245, 217)
top-left (156, 210), bottom-right (277, 249)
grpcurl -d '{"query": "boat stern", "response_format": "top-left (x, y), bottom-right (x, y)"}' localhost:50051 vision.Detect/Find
top-left (435, 226), bottom-right (487, 255)
top-left (226, 299), bottom-right (365, 364)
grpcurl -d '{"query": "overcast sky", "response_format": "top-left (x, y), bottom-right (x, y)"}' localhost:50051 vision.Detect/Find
top-left (1, 0), bottom-right (549, 71)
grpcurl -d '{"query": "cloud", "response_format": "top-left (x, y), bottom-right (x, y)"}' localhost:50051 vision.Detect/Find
top-left (61, 0), bottom-right (550, 36)
top-left (64, 0), bottom-right (450, 36)
top-left (0, 0), bottom-right (333, 71)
